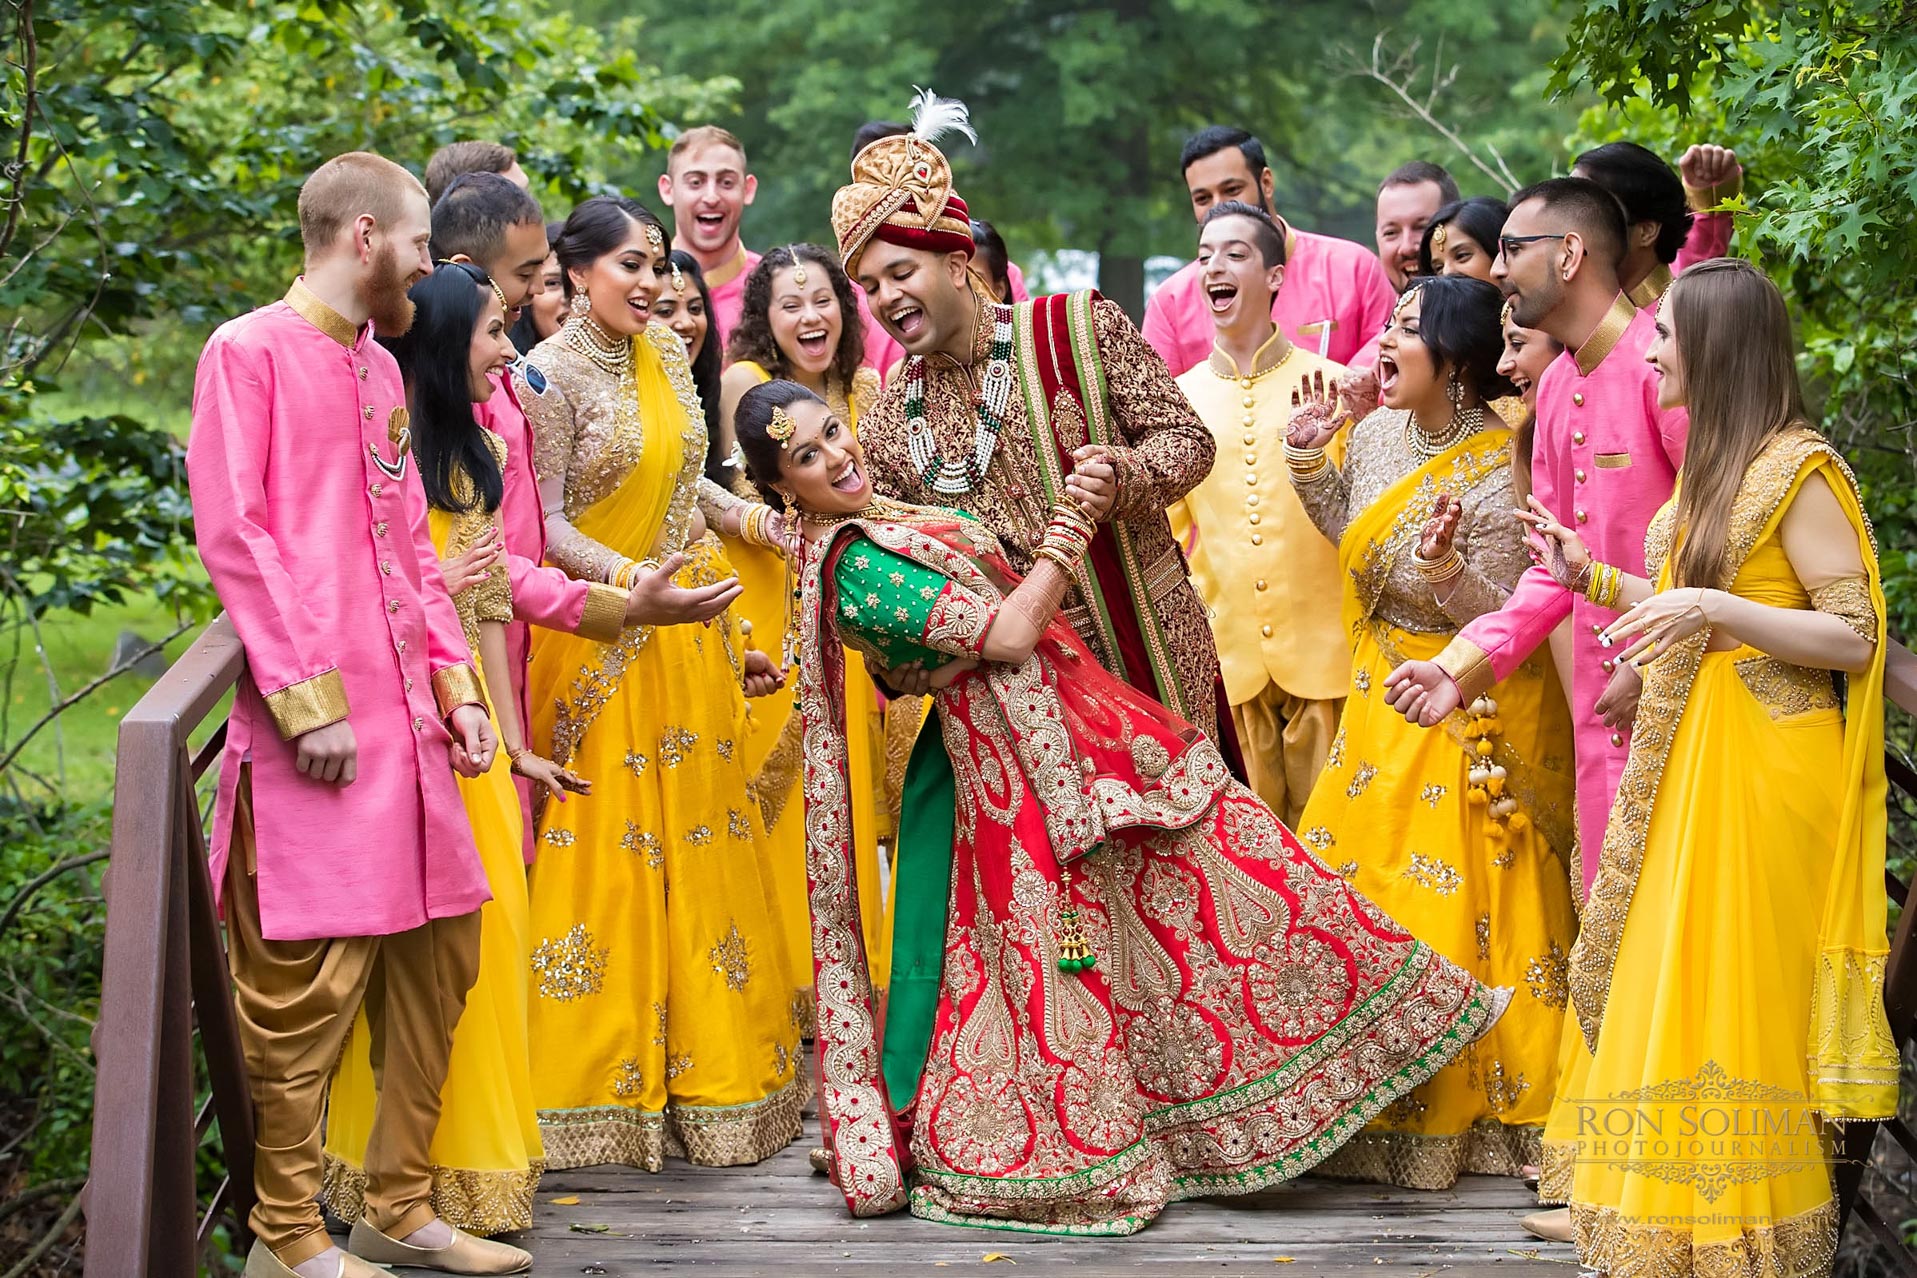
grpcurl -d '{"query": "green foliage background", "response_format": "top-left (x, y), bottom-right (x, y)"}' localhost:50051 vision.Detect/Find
top-left (0, 0), bottom-right (1912, 1271)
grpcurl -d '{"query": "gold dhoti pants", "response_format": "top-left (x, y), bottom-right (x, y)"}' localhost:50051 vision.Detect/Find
top-left (1230, 685), bottom-right (1342, 829)
top-left (224, 771), bottom-right (481, 1266)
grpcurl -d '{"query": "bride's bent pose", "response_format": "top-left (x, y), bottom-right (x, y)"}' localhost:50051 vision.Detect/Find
top-left (735, 379), bottom-right (1509, 1236)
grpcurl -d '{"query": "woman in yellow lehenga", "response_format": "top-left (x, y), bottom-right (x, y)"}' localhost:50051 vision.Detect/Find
top-left (1522, 259), bottom-right (1893, 1278)
top-left (1288, 275), bottom-right (1578, 1189)
top-left (513, 197), bottom-right (803, 1171)
top-left (325, 263), bottom-right (580, 1234)
top-left (717, 243), bottom-right (895, 1003)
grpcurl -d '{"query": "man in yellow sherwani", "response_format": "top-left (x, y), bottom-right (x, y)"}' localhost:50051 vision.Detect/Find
top-left (1169, 201), bottom-right (1350, 825)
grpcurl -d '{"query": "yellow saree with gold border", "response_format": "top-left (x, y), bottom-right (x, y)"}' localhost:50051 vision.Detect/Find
top-left (1304, 425), bottom-right (1579, 1190)
top-left (1544, 429), bottom-right (1893, 1278)
top-left (522, 326), bottom-right (803, 1171)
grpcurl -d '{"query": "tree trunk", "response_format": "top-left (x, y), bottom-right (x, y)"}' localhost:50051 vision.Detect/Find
top-left (1100, 251), bottom-right (1146, 324)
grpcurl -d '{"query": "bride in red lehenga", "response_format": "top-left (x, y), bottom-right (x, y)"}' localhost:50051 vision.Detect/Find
top-left (737, 380), bottom-right (1507, 1236)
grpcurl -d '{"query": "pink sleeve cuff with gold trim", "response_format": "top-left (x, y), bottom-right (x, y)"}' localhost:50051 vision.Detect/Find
top-left (263, 668), bottom-right (350, 740)
top-left (1434, 635), bottom-right (1496, 704)
top-left (431, 663), bottom-right (486, 719)
top-left (576, 582), bottom-right (629, 644)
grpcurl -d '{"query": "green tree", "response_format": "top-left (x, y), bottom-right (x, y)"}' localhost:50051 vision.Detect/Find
top-left (1555, 1), bottom-right (1916, 632)
top-left (0, 0), bottom-right (712, 1266)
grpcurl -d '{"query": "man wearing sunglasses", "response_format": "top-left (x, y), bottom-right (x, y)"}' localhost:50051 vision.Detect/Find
top-left (1386, 175), bottom-right (1688, 915)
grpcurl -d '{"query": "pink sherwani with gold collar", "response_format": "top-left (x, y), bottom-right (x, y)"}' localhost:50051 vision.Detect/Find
top-left (1435, 296), bottom-right (1687, 896)
top-left (189, 279), bottom-right (491, 942)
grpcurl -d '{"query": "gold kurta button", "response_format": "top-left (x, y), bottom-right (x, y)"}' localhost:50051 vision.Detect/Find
top-left (1242, 434), bottom-right (1256, 446)
top-left (370, 483), bottom-right (383, 497)
top-left (1239, 377), bottom-right (1252, 390)
top-left (387, 599), bottom-right (400, 614)
top-left (414, 715), bottom-right (425, 732)
top-left (358, 367), bottom-right (369, 380)
top-left (380, 561), bottom-right (392, 575)
top-left (1255, 579), bottom-right (1268, 591)
top-left (405, 677), bottom-right (414, 691)
top-left (1573, 393), bottom-right (1585, 407)
top-left (1250, 533), bottom-right (1263, 545)
top-left (1243, 453), bottom-right (1257, 467)
top-left (1575, 510), bottom-right (1588, 524)
top-left (1602, 659), bottom-right (1616, 673)
top-left (1248, 512), bottom-right (1261, 525)
top-left (1261, 624), bottom-right (1273, 637)
top-left (1241, 396), bottom-right (1254, 409)
top-left (375, 521), bottom-right (389, 536)
top-left (396, 639), bottom-right (407, 652)
top-left (1245, 493), bottom-right (1260, 507)
top-left (1590, 623), bottom-right (1603, 635)
top-left (1575, 469), bottom-right (1587, 483)
top-left (1573, 431), bottom-right (1586, 445)
top-left (1609, 732), bottom-right (1624, 747)
top-left (363, 405), bottom-right (375, 420)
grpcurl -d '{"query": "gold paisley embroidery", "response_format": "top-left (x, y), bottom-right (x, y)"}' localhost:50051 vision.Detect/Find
top-left (709, 924), bottom-right (750, 992)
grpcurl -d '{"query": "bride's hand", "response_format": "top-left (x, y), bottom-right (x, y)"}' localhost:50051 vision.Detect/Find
top-left (1512, 496), bottom-right (1591, 591)
top-left (924, 657), bottom-right (978, 690)
top-left (1286, 370), bottom-right (1342, 450)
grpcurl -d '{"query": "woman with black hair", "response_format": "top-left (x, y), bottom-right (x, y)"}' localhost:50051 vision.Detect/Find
top-left (1285, 274), bottom-right (1578, 1190)
top-left (729, 378), bottom-right (1505, 1232)
top-left (510, 195), bottom-right (802, 1174)
top-left (1418, 197), bottom-right (1508, 284)
top-left (323, 261), bottom-right (581, 1236)
top-left (508, 219), bottom-right (567, 353)
top-left (652, 250), bottom-right (726, 486)
top-left (716, 242), bottom-right (894, 1007)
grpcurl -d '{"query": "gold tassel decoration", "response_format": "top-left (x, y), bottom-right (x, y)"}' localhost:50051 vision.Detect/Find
top-left (1055, 863), bottom-right (1095, 973)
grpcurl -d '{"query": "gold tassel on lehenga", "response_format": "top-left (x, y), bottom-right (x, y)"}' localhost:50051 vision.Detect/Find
top-left (1056, 864), bottom-right (1096, 973)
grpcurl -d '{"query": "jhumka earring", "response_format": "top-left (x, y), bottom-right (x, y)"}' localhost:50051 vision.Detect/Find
top-left (570, 288), bottom-right (590, 318)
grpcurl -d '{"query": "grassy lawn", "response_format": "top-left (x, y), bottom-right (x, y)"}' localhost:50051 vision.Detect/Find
top-left (3, 595), bottom-right (209, 807)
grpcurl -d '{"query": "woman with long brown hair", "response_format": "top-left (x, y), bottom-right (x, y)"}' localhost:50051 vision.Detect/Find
top-left (1520, 257), bottom-right (1892, 1277)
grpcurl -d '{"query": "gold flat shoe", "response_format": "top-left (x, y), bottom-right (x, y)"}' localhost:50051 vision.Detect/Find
top-left (347, 1219), bottom-right (531, 1274)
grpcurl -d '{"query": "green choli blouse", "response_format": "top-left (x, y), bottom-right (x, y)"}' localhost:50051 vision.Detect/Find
top-left (831, 536), bottom-right (959, 668)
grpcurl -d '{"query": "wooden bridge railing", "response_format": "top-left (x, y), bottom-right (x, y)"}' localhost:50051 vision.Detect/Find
top-left (85, 617), bottom-right (254, 1277)
top-left (80, 616), bottom-right (1917, 1273)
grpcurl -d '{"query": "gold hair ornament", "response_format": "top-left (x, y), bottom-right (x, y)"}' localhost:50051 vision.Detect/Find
top-left (1430, 221), bottom-right (1449, 257)
top-left (670, 261), bottom-right (687, 294)
top-left (1500, 298), bottom-right (1515, 328)
top-left (644, 221), bottom-right (666, 256)
top-left (788, 245), bottom-right (808, 287)
top-left (767, 405), bottom-right (797, 449)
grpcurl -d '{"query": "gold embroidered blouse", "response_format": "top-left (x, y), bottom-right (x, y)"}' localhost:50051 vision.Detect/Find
top-left (517, 323), bottom-right (745, 583)
top-left (442, 431), bottom-right (515, 652)
top-left (1292, 407), bottom-right (1531, 635)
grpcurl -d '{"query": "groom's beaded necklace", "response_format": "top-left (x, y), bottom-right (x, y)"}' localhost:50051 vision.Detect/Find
top-left (903, 303), bottom-right (1016, 496)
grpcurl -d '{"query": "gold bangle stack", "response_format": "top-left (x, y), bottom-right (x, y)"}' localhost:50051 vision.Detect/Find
top-left (506, 744), bottom-right (534, 775)
top-left (1584, 561), bottom-right (1623, 610)
top-left (1413, 548), bottom-right (1465, 584)
top-left (740, 503), bottom-right (779, 549)
top-left (614, 557), bottom-right (662, 590)
top-left (1035, 500), bottom-right (1095, 572)
top-left (1285, 443), bottom-right (1329, 481)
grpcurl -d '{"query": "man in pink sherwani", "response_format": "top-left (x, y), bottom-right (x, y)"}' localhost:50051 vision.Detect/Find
top-left (1143, 126), bottom-right (1396, 374)
top-left (430, 171), bottom-right (744, 856)
top-left (1575, 140), bottom-right (1740, 307)
top-left (188, 152), bottom-right (531, 1278)
top-left (1384, 177), bottom-right (1687, 901)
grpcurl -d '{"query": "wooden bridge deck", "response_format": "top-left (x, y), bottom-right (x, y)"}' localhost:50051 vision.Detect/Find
top-left (494, 1138), bottom-right (1577, 1275)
